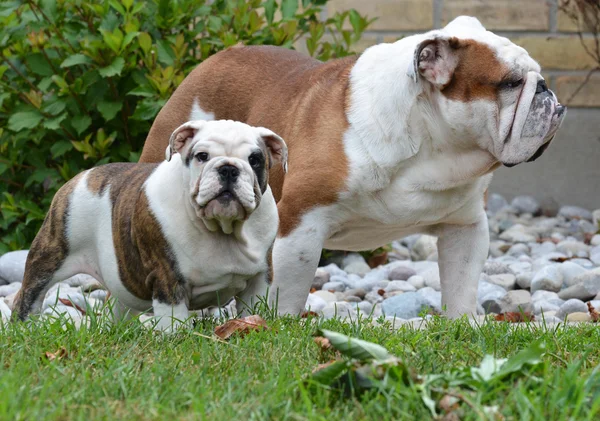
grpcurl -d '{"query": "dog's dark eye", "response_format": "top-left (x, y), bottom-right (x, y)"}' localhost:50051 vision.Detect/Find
top-left (499, 79), bottom-right (523, 89)
top-left (248, 153), bottom-right (262, 168)
top-left (195, 152), bottom-right (209, 162)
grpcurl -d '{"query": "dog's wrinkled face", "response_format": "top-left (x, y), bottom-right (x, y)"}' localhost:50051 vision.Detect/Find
top-left (411, 16), bottom-right (566, 166)
top-left (167, 120), bottom-right (287, 234)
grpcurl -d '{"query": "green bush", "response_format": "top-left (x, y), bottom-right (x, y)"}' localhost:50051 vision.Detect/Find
top-left (0, 0), bottom-right (372, 253)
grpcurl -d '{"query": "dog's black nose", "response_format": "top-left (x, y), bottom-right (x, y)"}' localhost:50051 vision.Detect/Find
top-left (536, 79), bottom-right (548, 94)
top-left (218, 165), bottom-right (240, 182)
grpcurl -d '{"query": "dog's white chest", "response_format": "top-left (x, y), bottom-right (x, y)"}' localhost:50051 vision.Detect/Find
top-left (327, 173), bottom-right (490, 251)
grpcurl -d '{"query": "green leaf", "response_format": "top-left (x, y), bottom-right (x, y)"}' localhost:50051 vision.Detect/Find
top-left (98, 57), bottom-right (125, 77)
top-left (496, 341), bottom-right (546, 379)
top-left (43, 113), bottom-right (67, 130)
top-left (100, 28), bottom-right (124, 54)
top-left (50, 140), bottom-right (73, 158)
top-left (264, 0), bottom-right (276, 24)
top-left (348, 9), bottom-right (365, 34)
top-left (310, 360), bottom-right (350, 385)
top-left (0, 163), bottom-right (8, 177)
top-left (281, 0), bottom-right (298, 19)
top-left (60, 54), bottom-right (92, 68)
top-left (7, 111), bottom-right (43, 132)
top-left (38, 77), bottom-right (53, 92)
top-left (131, 99), bottom-right (165, 121)
top-left (122, 31), bottom-right (140, 50)
top-left (138, 32), bottom-right (152, 53)
top-left (156, 39), bottom-right (175, 66)
top-left (471, 355), bottom-right (508, 383)
top-left (127, 86), bottom-right (155, 97)
top-left (0, 92), bottom-right (10, 109)
top-left (25, 53), bottom-right (54, 76)
top-left (318, 330), bottom-right (392, 362)
top-left (97, 100), bottom-right (123, 121)
top-left (71, 115), bottom-right (92, 135)
top-left (108, 0), bottom-right (126, 16)
top-left (41, 97), bottom-right (67, 115)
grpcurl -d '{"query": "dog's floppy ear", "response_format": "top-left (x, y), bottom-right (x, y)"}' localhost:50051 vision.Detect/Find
top-left (409, 36), bottom-right (460, 88)
top-left (166, 120), bottom-right (206, 162)
top-left (255, 127), bottom-right (289, 173)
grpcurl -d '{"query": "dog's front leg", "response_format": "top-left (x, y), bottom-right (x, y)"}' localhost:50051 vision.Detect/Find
top-left (268, 208), bottom-right (328, 316)
top-left (150, 274), bottom-right (190, 333)
top-left (436, 211), bottom-right (489, 318)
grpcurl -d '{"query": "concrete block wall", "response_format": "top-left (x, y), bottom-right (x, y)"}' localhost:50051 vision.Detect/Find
top-left (323, 0), bottom-right (600, 209)
top-left (326, 0), bottom-right (600, 107)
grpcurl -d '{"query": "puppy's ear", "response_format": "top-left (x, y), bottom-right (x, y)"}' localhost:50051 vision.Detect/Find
top-left (167, 120), bottom-right (206, 162)
top-left (255, 127), bottom-right (289, 173)
top-left (409, 36), bottom-right (460, 88)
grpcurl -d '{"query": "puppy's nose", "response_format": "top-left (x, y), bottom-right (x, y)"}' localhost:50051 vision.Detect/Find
top-left (536, 79), bottom-right (548, 94)
top-left (218, 165), bottom-right (240, 183)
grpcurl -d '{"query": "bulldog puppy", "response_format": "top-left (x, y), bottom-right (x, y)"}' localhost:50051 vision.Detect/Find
top-left (13, 120), bottom-right (287, 331)
top-left (139, 16), bottom-right (566, 318)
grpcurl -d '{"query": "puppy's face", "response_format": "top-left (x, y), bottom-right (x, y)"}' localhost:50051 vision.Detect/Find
top-left (412, 16), bottom-right (566, 166)
top-left (167, 120), bottom-right (287, 234)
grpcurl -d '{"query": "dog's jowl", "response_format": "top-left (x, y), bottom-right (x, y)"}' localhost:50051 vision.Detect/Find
top-left (14, 120), bottom-right (287, 332)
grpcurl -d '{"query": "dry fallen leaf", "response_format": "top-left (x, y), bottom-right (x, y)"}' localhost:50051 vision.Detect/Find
top-left (588, 302), bottom-right (599, 322)
top-left (494, 312), bottom-right (535, 323)
top-left (368, 252), bottom-right (388, 268)
top-left (301, 311), bottom-right (319, 318)
top-left (550, 257), bottom-right (571, 263)
top-left (313, 336), bottom-right (331, 351)
top-left (43, 347), bottom-right (68, 362)
top-left (537, 237), bottom-right (561, 244)
top-left (310, 287), bottom-right (317, 293)
top-left (214, 315), bottom-right (268, 340)
top-left (311, 360), bottom-right (338, 374)
top-left (58, 298), bottom-right (87, 315)
top-left (377, 289), bottom-right (385, 296)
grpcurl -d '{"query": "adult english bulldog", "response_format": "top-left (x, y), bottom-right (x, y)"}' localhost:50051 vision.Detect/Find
top-left (139, 16), bottom-right (566, 318)
top-left (14, 120), bottom-right (286, 331)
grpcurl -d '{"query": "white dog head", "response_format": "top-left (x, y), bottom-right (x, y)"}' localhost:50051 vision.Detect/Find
top-left (410, 16), bottom-right (566, 166)
top-left (167, 120), bottom-right (287, 234)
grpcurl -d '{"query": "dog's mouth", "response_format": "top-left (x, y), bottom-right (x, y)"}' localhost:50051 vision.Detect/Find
top-left (503, 103), bottom-right (565, 168)
top-left (525, 138), bottom-right (552, 163)
top-left (215, 189), bottom-right (236, 203)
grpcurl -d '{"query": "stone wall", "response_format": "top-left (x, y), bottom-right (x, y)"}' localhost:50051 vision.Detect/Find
top-left (324, 0), bottom-right (600, 208)
top-left (327, 0), bottom-right (599, 107)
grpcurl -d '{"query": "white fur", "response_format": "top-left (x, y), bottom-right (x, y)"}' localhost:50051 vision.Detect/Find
top-left (152, 300), bottom-right (190, 332)
top-left (190, 99), bottom-right (216, 121)
top-left (269, 207), bottom-right (333, 314)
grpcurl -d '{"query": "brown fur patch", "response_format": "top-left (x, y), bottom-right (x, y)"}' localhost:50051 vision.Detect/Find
top-left (14, 172), bottom-right (84, 319)
top-left (441, 39), bottom-right (509, 102)
top-left (140, 46), bottom-right (354, 237)
top-left (96, 163), bottom-right (187, 304)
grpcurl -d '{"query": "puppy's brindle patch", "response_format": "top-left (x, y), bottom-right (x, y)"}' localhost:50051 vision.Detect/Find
top-left (104, 163), bottom-right (187, 305)
top-left (14, 163), bottom-right (188, 321)
top-left (13, 172), bottom-right (83, 320)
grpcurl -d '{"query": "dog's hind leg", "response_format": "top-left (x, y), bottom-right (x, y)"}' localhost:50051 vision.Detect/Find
top-left (12, 175), bottom-right (83, 321)
top-left (12, 226), bottom-right (78, 321)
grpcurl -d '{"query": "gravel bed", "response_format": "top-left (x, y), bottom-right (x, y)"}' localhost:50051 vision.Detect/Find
top-left (1, 193), bottom-right (600, 327)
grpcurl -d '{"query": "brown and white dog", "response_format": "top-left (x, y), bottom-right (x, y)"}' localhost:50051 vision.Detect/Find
top-left (140, 17), bottom-right (566, 318)
top-left (14, 120), bottom-right (287, 331)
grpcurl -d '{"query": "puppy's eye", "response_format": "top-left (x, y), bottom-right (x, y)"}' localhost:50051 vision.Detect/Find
top-left (499, 79), bottom-right (523, 89)
top-left (195, 152), bottom-right (209, 162)
top-left (248, 154), bottom-right (262, 168)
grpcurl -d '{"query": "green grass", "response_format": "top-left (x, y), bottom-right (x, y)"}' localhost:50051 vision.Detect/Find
top-left (1, 313), bottom-right (600, 421)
